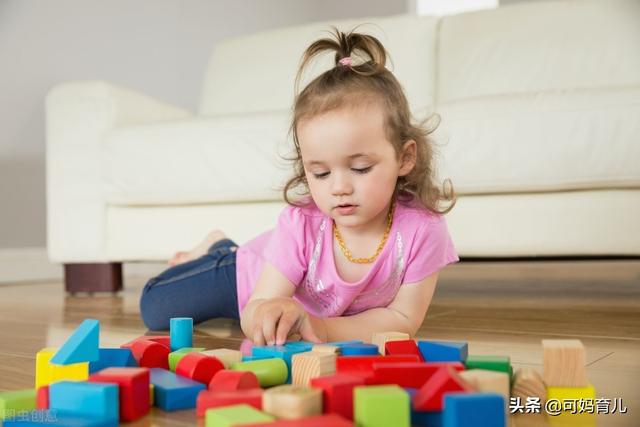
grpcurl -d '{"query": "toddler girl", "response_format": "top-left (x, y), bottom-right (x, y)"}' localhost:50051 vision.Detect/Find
top-left (140, 27), bottom-right (458, 346)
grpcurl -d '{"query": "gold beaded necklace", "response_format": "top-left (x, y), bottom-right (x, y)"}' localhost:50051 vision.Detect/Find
top-left (333, 201), bottom-right (396, 264)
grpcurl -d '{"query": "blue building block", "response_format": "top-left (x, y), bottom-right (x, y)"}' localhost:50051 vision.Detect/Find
top-left (252, 345), bottom-right (308, 383)
top-left (443, 393), bottom-right (506, 427)
top-left (3, 410), bottom-right (117, 426)
top-left (283, 341), bottom-right (314, 352)
top-left (89, 348), bottom-right (137, 373)
top-left (49, 381), bottom-right (118, 423)
top-left (169, 318), bottom-right (193, 351)
top-left (50, 319), bottom-right (99, 365)
top-left (417, 341), bottom-right (468, 363)
top-left (340, 343), bottom-right (379, 356)
top-left (150, 368), bottom-right (205, 411)
top-left (241, 354), bottom-right (274, 362)
top-left (327, 340), bottom-right (363, 348)
top-left (406, 386), bottom-right (443, 427)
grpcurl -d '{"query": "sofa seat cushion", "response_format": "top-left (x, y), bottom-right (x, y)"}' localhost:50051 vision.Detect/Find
top-left (436, 87), bottom-right (640, 194)
top-left (103, 111), bottom-right (292, 205)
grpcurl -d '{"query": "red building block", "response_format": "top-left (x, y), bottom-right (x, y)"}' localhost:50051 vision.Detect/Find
top-left (36, 385), bottom-right (49, 409)
top-left (412, 365), bottom-right (473, 411)
top-left (384, 340), bottom-right (424, 361)
top-left (195, 388), bottom-right (263, 417)
top-left (336, 355), bottom-right (420, 373)
top-left (310, 373), bottom-right (366, 420)
top-left (372, 362), bottom-right (465, 388)
top-left (243, 413), bottom-right (353, 426)
top-left (208, 369), bottom-right (260, 392)
top-left (89, 367), bottom-right (150, 422)
top-left (175, 353), bottom-right (224, 385)
top-left (126, 340), bottom-right (170, 369)
top-left (121, 335), bottom-right (171, 350)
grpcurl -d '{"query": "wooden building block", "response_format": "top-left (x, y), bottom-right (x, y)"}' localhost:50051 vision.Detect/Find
top-left (209, 370), bottom-right (260, 392)
top-left (412, 366), bottom-right (473, 411)
top-left (205, 404), bottom-right (274, 427)
top-left (0, 389), bottom-right (36, 420)
top-left (417, 340), bottom-right (468, 363)
top-left (89, 367), bottom-right (150, 422)
top-left (231, 358), bottom-right (288, 387)
top-left (36, 386), bottom-right (49, 409)
top-left (310, 373), bottom-right (365, 420)
top-left (89, 348), bottom-right (137, 374)
top-left (35, 347), bottom-right (88, 389)
top-left (263, 385), bottom-right (322, 420)
top-left (371, 331), bottom-right (410, 355)
top-left (372, 362), bottom-right (464, 388)
top-left (242, 413), bottom-right (353, 426)
top-left (464, 355), bottom-right (512, 378)
top-left (149, 368), bottom-right (206, 411)
top-left (511, 367), bottom-right (547, 405)
top-left (175, 353), bottom-right (224, 384)
top-left (125, 340), bottom-right (170, 370)
top-left (458, 369), bottom-right (510, 402)
top-left (201, 349), bottom-right (242, 369)
top-left (170, 317), bottom-right (193, 351)
top-left (542, 339), bottom-right (588, 387)
top-left (311, 344), bottom-right (340, 355)
top-left (384, 340), bottom-right (424, 361)
top-left (168, 347), bottom-right (206, 372)
top-left (49, 381), bottom-right (118, 423)
top-left (443, 392), bottom-right (506, 427)
top-left (50, 319), bottom-right (100, 365)
top-left (340, 343), bottom-right (379, 356)
top-left (292, 352), bottom-right (336, 386)
top-left (354, 385), bottom-right (410, 427)
top-left (196, 389), bottom-right (263, 417)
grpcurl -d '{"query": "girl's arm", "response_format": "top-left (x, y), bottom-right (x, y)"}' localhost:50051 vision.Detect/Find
top-left (321, 272), bottom-right (439, 342)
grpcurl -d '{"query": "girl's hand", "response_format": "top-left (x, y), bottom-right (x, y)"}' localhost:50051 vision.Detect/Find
top-left (252, 297), bottom-right (325, 346)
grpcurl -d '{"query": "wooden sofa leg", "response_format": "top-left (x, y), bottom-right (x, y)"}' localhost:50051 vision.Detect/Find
top-left (64, 263), bottom-right (123, 294)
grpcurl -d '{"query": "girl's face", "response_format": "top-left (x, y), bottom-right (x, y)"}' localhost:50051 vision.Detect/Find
top-left (297, 103), bottom-right (416, 232)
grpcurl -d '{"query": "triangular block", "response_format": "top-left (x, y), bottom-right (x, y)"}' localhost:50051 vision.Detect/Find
top-left (51, 319), bottom-right (100, 365)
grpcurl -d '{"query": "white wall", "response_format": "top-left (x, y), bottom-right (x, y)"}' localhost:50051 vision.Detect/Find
top-left (0, 0), bottom-right (407, 248)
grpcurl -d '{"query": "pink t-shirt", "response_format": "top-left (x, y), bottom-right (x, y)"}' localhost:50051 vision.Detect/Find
top-left (235, 198), bottom-right (459, 317)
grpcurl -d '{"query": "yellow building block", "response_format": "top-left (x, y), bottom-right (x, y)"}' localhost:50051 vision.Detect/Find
top-left (546, 383), bottom-right (596, 401)
top-left (35, 347), bottom-right (88, 389)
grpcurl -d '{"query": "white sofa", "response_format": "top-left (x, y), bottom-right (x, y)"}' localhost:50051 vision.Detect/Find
top-left (46, 0), bottom-right (640, 291)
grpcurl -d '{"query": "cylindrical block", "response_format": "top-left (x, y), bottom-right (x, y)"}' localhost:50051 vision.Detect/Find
top-left (231, 358), bottom-right (288, 387)
top-left (170, 317), bottom-right (193, 351)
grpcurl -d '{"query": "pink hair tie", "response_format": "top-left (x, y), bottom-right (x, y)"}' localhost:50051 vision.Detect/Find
top-left (338, 57), bottom-right (352, 67)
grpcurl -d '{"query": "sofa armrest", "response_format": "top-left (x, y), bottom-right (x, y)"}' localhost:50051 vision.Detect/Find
top-left (46, 80), bottom-right (191, 263)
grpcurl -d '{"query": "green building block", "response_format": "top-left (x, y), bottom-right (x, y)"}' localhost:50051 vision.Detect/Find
top-left (354, 385), bottom-right (410, 427)
top-left (231, 358), bottom-right (288, 387)
top-left (465, 355), bottom-right (512, 379)
top-left (205, 404), bottom-right (275, 427)
top-left (168, 347), bottom-right (205, 372)
top-left (0, 389), bottom-right (36, 420)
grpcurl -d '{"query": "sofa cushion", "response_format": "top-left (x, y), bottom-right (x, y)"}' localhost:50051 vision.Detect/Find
top-left (199, 14), bottom-right (438, 117)
top-left (103, 111), bottom-right (292, 205)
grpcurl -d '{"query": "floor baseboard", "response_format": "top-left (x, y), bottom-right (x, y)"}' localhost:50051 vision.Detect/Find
top-left (0, 248), bottom-right (165, 284)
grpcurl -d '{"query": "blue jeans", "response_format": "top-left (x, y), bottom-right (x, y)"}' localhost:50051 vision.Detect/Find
top-left (139, 238), bottom-right (240, 331)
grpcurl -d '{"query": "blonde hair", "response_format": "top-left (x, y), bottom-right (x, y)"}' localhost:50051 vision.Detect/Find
top-left (283, 26), bottom-right (455, 215)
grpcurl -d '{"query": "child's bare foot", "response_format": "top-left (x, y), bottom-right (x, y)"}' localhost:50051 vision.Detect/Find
top-left (169, 230), bottom-right (230, 266)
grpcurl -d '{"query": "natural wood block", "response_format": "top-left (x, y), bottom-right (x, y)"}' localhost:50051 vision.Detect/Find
top-left (292, 352), bottom-right (336, 386)
top-left (542, 339), bottom-right (588, 387)
top-left (459, 368), bottom-right (510, 413)
top-left (262, 385), bottom-right (322, 420)
top-left (371, 331), bottom-right (410, 355)
top-left (512, 367), bottom-right (547, 405)
top-left (311, 344), bottom-right (340, 355)
top-left (200, 349), bottom-right (242, 369)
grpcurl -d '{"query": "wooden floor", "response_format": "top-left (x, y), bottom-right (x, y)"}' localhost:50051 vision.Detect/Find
top-left (0, 260), bottom-right (638, 426)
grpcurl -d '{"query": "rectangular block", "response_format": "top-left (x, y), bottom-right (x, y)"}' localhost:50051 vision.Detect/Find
top-left (292, 352), bottom-right (336, 386)
top-left (0, 389), bottom-right (36, 420)
top-left (150, 368), bottom-right (206, 411)
top-left (443, 392), bottom-right (506, 427)
top-left (417, 341), bottom-right (468, 363)
top-left (542, 339), bottom-right (588, 387)
top-left (89, 348), bottom-right (137, 374)
top-left (371, 332), bottom-right (411, 355)
top-left (35, 348), bottom-right (88, 389)
top-left (205, 404), bottom-right (274, 427)
top-left (354, 385), bottom-right (410, 427)
top-left (89, 367), bottom-right (150, 422)
top-left (49, 381), bottom-right (119, 423)
top-left (200, 349), bottom-right (242, 369)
